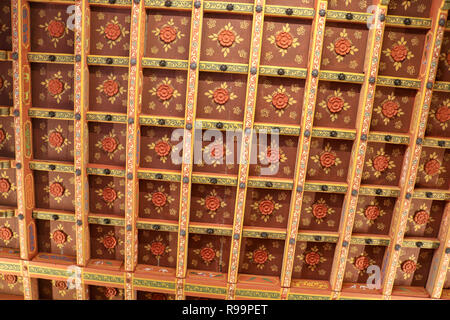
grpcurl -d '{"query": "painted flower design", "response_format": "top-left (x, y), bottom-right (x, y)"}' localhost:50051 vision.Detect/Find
top-left (439, 50), bottom-right (450, 72)
top-left (97, 16), bottom-right (129, 48)
top-left (319, 88), bottom-right (350, 121)
top-left (418, 152), bottom-right (446, 183)
top-left (209, 23), bottom-right (243, 57)
top-left (104, 287), bottom-right (118, 299)
top-left (250, 194), bottom-right (282, 223)
top-left (44, 175), bottom-right (71, 203)
top-left (366, 148), bottom-right (396, 178)
top-left (383, 37), bottom-right (414, 71)
top-left (374, 93), bottom-right (405, 125)
top-left (297, 246), bottom-right (327, 271)
top-left (50, 224), bottom-right (72, 249)
top-left (193, 242), bottom-right (219, 266)
top-left (97, 230), bottom-right (123, 254)
top-left (311, 143), bottom-right (342, 174)
top-left (152, 19), bottom-right (185, 52)
top-left (327, 29), bottom-right (358, 62)
top-left (429, 99), bottom-right (450, 130)
top-left (267, 24), bottom-right (299, 56)
top-left (39, 12), bottom-right (68, 47)
top-left (357, 200), bottom-right (386, 225)
top-left (0, 124), bottom-right (11, 152)
top-left (205, 82), bottom-right (237, 112)
top-left (148, 135), bottom-right (173, 163)
top-left (95, 129), bottom-right (124, 160)
top-left (149, 78), bottom-right (180, 108)
top-left (0, 172), bottom-right (15, 200)
top-left (95, 181), bottom-right (124, 209)
top-left (145, 235), bottom-right (171, 260)
top-left (0, 221), bottom-right (18, 245)
top-left (0, 75), bottom-right (10, 95)
top-left (1, 274), bottom-right (21, 289)
top-left (197, 189), bottom-right (226, 218)
top-left (52, 280), bottom-right (69, 296)
top-left (258, 145), bottom-right (287, 173)
top-left (263, 85), bottom-right (297, 117)
top-left (408, 203), bottom-right (434, 231)
top-left (96, 74), bottom-right (125, 103)
top-left (42, 125), bottom-right (71, 154)
top-left (144, 185), bottom-right (174, 213)
top-left (246, 245), bottom-right (274, 269)
top-left (348, 252), bottom-right (376, 276)
top-left (305, 198), bottom-right (334, 224)
top-left (399, 255), bottom-right (421, 279)
top-left (41, 71), bottom-right (70, 104)
top-left (202, 140), bottom-right (232, 168)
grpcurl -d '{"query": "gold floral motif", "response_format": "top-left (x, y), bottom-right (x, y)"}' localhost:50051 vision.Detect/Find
top-left (0, 221), bottom-right (18, 246)
top-left (374, 93), bottom-right (405, 125)
top-left (144, 185), bottom-right (174, 213)
top-left (208, 23), bottom-right (243, 57)
top-left (204, 82), bottom-right (237, 113)
top-left (407, 203), bottom-right (434, 232)
top-left (144, 235), bottom-right (171, 260)
top-left (250, 194), bottom-right (282, 223)
top-left (193, 242), bottom-right (220, 266)
top-left (44, 175), bottom-right (71, 203)
top-left (304, 198), bottom-right (334, 224)
top-left (41, 71), bottom-right (70, 104)
top-left (327, 29), bottom-right (358, 62)
top-left (39, 12), bottom-right (68, 47)
top-left (399, 255), bottom-right (421, 279)
top-left (418, 152), bottom-right (446, 183)
top-left (348, 252), bottom-right (376, 276)
top-left (196, 189), bottom-right (226, 219)
top-left (246, 245), bottom-right (275, 269)
top-left (95, 181), bottom-right (124, 209)
top-left (49, 224), bottom-right (72, 249)
top-left (42, 125), bottom-right (71, 154)
top-left (202, 140), bottom-right (232, 167)
top-left (383, 37), bottom-right (414, 71)
top-left (357, 199), bottom-right (386, 225)
top-left (257, 145), bottom-right (287, 174)
top-left (318, 88), bottom-right (350, 122)
top-left (147, 135), bottom-right (174, 163)
top-left (311, 143), bottom-right (342, 174)
top-left (0, 171), bottom-right (16, 199)
top-left (365, 148), bottom-right (396, 179)
top-left (429, 99), bottom-right (450, 130)
top-left (96, 230), bottom-right (124, 255)
top-left (96, 16), bottom-right (129, 49)
top-left (267, 24), bottom-right (299, 57)
top-left (152, 19), bottom-right (185, 52)
top-left (296, 246), bottom-right (327, 271)
top-left (96, 74), bottom-right (126, 103)
top-left (149, 77), bottom-right (180, 108)
top-left (263, 85), bottom-right (297, 117)
top-left (95, 129), bottom-right (124, 160)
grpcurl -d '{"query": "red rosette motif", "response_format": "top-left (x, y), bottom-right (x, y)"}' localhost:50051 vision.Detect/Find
top-left (253, 249), bottom-right (268, 264)
top-left (436, 106), bottom-right (450, 123)
top-left (102, 80), bottom-right (119, 97)
top-left (52, 230), bottom-right (67, 245)
top-left (258, 199), bottom-right (275, 216)
top-left (205, 196), bottom-right (221, 211)
top-left (390, 44), bottom-right (408, 62)
top-left (159, 26), bottom-right (177, 44)
top-left (275, 31), bottom-right (293, 49)
top-left (354, 256), bottom-right (370, 271)
top-left (155, 140), bottom-right (171, 157)
top-left (271, 93), bottom-right (289, 110)
top-left (47, 20), bottom-right (65, 38)
top-left (0, 178), bottom-right (10, 193)
top-left (200, 247), bottom-right (216, 263)
top-left (102, 136), bottom-right (118, 153)
top-left (413, 210), bottom-right (430, 225)
top-left (48, 78), bottom-right (64, 96)
top-left (103, 235), bottom-right (117, 249)
top-left (334, 38), bottom-right (352, 56)
top-left (150, 241), bottom-right (166, 256)
top-left (0, 128), bottom-right (5, 143)
top-left (151, 192), bottom-right (167, 207)
top-left (0, 226), bottom-right (13, 241)
top-left (49, 182), bottom-right (65, 197)
top-left (156, 84), bottom-right (174, 101)
top-left (104, 287), bottom-right (117, 298)
top-left (327, 96), bottom-right (344, 113)
top-left (213, 88), bottom-right (230, 105)
top-left (4, 274), bottom-right (17, 285)
top-left (104, 23), bottom-right (121, 41)
top-left (305, 251), bottom-right (320, 266)
top-left (319, 152), bottom-right (336, 168)
top-left (48, 132), bottom-right (64, 148)
top-left (312, 203), bottom-right (328, 219)
top-left (401, 260), bottom-right (417, 274)
top-left (381, 101), bottom-right (400, 119)
top-left (102, 187), bottom-right (117, 203)
top-left (364, 205), bottom-right (380, 221)
top-left (424, 159), bottom-right (441, 176)
top-left (266, 147), bottom-right (280, 164)
top-left (55, 280), bottom-right (68, 290)
top-left (217, 30), bottom-right (235, 47)
top-left (210, 144), bottom-right (224, 160)
top-left (373, 155), bottom-right (389, 172)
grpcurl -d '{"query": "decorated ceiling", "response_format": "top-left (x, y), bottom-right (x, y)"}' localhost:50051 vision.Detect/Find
top-left (0, 0), bottom-right (449, 300)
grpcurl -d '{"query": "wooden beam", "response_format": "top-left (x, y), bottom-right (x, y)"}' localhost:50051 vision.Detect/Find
top-left (382, 1), bottom-right (448, 297)
top-left (280, 0), bottom-right (327, 288)
top-left (226, 0), bottom-right (266, 299)
top-left (123, 0), bottom-right (145, 274)
top-left (175, 0), bottom-right (204, 299)
top-left (73, 0), bottom-right (91, 269)
top-left (329, 3), bottom-right (388, 293)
